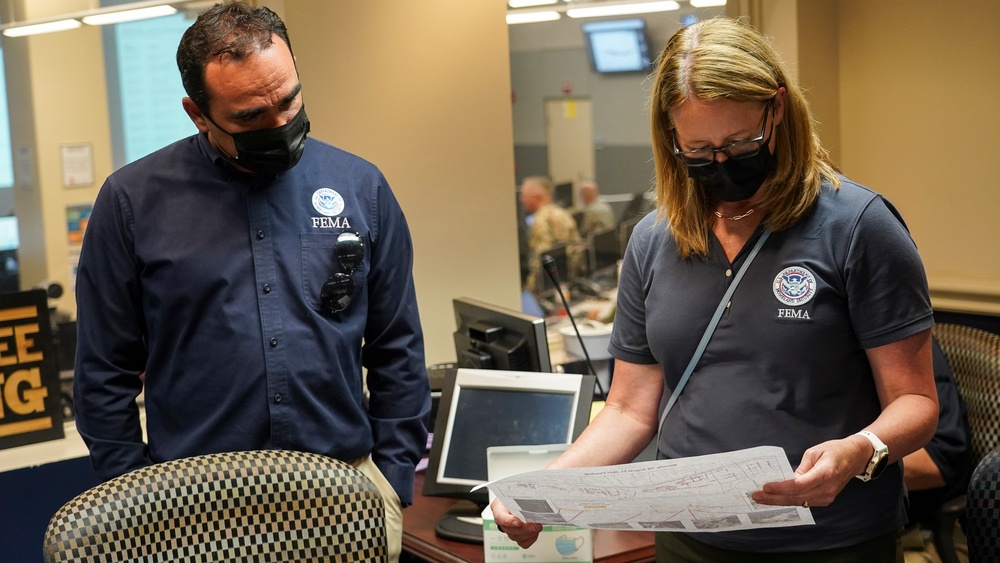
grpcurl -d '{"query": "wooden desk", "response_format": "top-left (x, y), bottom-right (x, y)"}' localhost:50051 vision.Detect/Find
top-left (404, 472), bottom-right (655, 563)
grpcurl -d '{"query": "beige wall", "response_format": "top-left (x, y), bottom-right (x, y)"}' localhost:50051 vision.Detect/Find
top-left (737, 0), bottom-right (999, 315)
top-left (837, 0), bottom-right (1000, 314)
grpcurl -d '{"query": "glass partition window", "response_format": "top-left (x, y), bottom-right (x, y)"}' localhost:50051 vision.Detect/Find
top-left (0, 46), bottom-right (14, 189)
top-left (103, 11), bottom-right (195, 168)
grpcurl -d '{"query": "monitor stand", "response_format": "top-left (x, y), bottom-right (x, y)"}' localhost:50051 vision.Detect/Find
top-left (434, 500), bottom-right (486, 544)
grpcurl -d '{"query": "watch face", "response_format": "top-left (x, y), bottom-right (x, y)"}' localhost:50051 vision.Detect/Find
top-left (871, 451), bottom-right (889, 480)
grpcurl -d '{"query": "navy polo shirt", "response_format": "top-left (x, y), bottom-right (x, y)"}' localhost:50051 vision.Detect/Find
top-left (610, 177), bottom-right (933, 551)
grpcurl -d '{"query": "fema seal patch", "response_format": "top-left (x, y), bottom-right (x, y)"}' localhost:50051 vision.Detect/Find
top-left (773, 266), bottom-right (817, 306)
top-left (312, 188), bottom-right (345, 217)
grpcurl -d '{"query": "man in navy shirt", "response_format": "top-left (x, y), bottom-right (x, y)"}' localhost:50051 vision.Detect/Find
top-left (73, 4), bottom-right (428, 560)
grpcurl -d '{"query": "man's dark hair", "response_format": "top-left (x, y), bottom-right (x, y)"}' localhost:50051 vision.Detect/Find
top-left (176, 1), bottom-right (294, 112)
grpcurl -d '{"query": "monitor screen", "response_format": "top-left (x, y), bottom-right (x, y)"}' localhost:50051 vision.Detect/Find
top-left (620, 191), bottom-right (654, 223)
top-left (619, 216), bottom-right (641, 257)
top-left (535, 242), bottom-right (570, 297)
top-left (588, 226), bottom-right (620, 279)
top-left (0, 216), bottom-right (18, 251)
top-left (453, 297), bottom-right (552, 373)
top-left (423, 368), bottom-right (595, 543)
top-left (582, 18), bottom-right (654, 74)
top-left (553, 181), bottom-right (574, 208)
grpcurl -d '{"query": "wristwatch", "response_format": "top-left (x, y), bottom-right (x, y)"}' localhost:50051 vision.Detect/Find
top-left (854, 430), bottom-right (889, 482)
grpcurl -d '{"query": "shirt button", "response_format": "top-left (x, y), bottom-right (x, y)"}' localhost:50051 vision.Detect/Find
top-left (274, 394), bottom-right (282, 403)
top-left (270, 337), bottom-right (278, 347)
top-left (256, 230), bottom-right (265, 240)
top-left (263, 284), bottom-right (271, 293)
top-left (725, 269), bottom-right (733, 277)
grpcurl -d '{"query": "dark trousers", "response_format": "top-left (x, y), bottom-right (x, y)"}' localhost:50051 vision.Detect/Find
top-left (655, 530), bottom-right (903, 563)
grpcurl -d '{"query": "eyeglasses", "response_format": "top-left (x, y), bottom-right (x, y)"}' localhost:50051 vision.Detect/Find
top-left (672, 102), bottom-right (774, 167)
top-left (321, 231), bottom-right (364, 313)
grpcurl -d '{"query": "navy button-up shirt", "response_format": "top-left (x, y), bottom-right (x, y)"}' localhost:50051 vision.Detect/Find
top-left (74, 133), bottom-right (430, 504)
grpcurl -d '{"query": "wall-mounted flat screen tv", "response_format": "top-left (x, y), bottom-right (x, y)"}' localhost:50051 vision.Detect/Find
top-left (582, 18), bottom-right (654, 74)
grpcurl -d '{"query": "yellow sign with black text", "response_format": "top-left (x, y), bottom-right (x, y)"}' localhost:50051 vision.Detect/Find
top-left (0, 289), bottom-right (64, 449)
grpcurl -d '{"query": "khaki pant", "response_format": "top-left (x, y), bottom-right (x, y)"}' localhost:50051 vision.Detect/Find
top-left (351, 456), bottom-right (403, 563)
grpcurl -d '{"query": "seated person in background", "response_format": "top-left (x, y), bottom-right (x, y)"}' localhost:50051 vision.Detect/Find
top-left (578, 178), bottom-right (616, 238)
top-left (518, 175), bottom-right (581, 291)
top-left (902, 336), bottom-right (973, 559)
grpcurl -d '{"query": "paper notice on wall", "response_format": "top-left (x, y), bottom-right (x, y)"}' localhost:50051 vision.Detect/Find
top-left (61, 143), bottom-right (94, 188)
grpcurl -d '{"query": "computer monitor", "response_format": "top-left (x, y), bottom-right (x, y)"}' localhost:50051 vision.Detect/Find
top-left (553, 181), bottom-right (574, 209)
top-left (619, 191), bottom-right (653, 224)
top-left (535, 242), bottom-right (570, 298)
top-left (453, 297), bottom-right (552, 373)
top-left (619, 216), bottom-right (641, 257)
top-left (0, 216), bottom-right (18, 251)
top-left (588, 226), bottom-right (620, 282)
top-left (423, 368), bottom-right (596, 543)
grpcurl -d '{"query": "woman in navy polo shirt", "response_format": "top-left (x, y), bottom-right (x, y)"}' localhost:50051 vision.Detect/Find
top-left (493, 17), bottom-right (936, 563)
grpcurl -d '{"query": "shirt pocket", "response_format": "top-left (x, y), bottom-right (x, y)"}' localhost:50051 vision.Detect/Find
top-left (300, 233), bottom-right (368, 313)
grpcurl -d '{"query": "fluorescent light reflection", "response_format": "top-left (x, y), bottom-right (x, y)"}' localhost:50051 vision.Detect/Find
top-left (81, 5), bottom-right (178, 26)
top-left (566, 1), bottom-right (680, 18)
top-left (2, 19), bottom-right (82, 37)
top-left (508, 0), bottom-right (559, 7)
top-left (507, 11), bottom-right (561, 24)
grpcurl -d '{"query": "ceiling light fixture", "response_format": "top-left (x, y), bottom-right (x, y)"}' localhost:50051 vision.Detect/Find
top-left (81, 5), bottom-right (178, 26)
top-left (2, 19), bottom-right (82, 37)
top-left (689, 0), bottom-right (727, 7)
top-left (565, 1), bottom-right (680, 18)
top-left (1, 0), bottom-right (198, 38)
top-left (507, 11), bottom-right (562, 24)
top-left (508, 0), bottom-right (559, 7)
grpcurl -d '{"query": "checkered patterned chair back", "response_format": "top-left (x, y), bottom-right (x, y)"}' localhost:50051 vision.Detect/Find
top-left (966, 446), bottom-right (1000, 563)
top-left (42, 450), bottom-right (387, 562)
top-left (932, 323), bottom-right (1000, 466)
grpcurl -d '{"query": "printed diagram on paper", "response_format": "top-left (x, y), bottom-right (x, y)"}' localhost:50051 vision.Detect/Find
top-left (476, 445), bottom-right (814, 533)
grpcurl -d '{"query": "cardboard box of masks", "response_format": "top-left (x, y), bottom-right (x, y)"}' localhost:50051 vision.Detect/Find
top-left (481, 505), bottom-right (593, 563)
top-left (481, 444), bottom-right (593, 562)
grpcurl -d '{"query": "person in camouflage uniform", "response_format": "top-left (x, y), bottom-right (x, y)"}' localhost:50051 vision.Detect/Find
top-left (578, 178), bottom-right (617, 238)
top-left (519, 175), bottom-right (581, 292)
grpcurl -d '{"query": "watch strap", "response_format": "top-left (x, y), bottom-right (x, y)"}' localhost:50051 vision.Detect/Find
top-left (854, 430), bottom-right (888, 481)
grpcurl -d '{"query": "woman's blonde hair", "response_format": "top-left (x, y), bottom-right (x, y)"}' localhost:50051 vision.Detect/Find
top-left (650, 17), bottom-right (839, 258)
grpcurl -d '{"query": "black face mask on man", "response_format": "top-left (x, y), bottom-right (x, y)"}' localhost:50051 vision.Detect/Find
top-left (686, 146), bottom-right (777, 202)
top-left (206, 105), bottom-right (310, 175)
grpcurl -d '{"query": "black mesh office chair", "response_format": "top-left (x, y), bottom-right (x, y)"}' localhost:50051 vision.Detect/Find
top-left (966, 445), bottom-right (1000, 563)
top-left (43, 450), bottom-right (387, 562)
top-left (930, 323), bottom-right (1000, 563)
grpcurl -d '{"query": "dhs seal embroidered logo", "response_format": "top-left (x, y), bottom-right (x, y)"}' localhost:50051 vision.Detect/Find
top-left (773, 266), bottom-right (817, 307)
top-left (312, 188), bottom-right (345, 217)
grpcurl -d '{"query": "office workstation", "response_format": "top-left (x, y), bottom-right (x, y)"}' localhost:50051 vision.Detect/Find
top-left (1, 0), bottom-right (998, 562)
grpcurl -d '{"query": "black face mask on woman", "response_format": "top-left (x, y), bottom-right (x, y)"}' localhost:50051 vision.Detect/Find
top-left (207, 105), bottom-right (310, 176)
top-left (686, 145), bottom-right (777, 203)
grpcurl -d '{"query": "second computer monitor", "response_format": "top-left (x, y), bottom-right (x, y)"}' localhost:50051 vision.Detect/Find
top-left (588, 226), bottom-right (620, 282)
top-left (619, 216), bottom-right (641, 258)
top-left (536, 242), bottom-right (570, 296)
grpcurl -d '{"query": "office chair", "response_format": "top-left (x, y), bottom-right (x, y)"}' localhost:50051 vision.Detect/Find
top-left (965, 445), bottom-right (1000, 563)
top-left (929, 323), bottom-right (1000, 563)
top-left (43, 450), bottom-right (387, 562)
